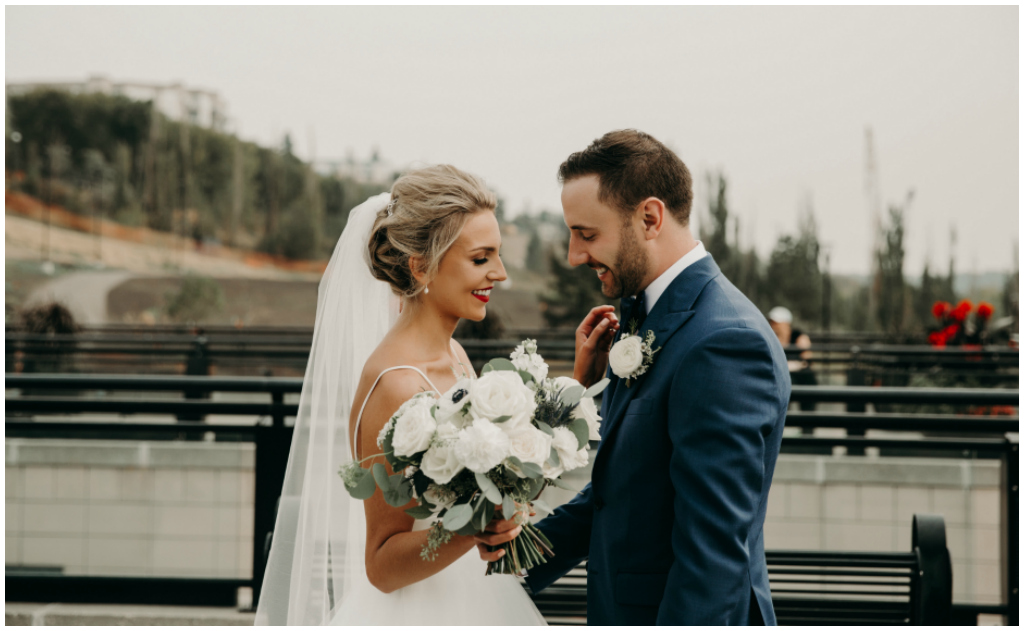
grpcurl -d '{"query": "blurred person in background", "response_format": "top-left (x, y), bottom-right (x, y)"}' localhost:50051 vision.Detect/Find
top-left (768, 306), bottom-right (816, 411)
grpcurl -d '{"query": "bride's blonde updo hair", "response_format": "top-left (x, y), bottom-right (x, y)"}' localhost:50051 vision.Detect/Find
top-left (368, 164), bottom-right (497, 298)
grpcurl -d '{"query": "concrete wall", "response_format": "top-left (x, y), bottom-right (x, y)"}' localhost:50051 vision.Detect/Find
top-left (6, 439), bottom-right (253, 579)
top-left (5, 440), bottom-right (1005, 605)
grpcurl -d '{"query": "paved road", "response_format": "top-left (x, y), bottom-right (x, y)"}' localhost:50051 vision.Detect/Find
top-left (25, 270), bottom-right (136, 325)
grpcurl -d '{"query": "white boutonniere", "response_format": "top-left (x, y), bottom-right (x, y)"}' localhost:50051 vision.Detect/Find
top-left (608, 322), bottom-right (661, 387)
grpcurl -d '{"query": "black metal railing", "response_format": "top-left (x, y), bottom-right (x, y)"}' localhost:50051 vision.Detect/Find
top-left (4, 375), bottom-right (1018, 624)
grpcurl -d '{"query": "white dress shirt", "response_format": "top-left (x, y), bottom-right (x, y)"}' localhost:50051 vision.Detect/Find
top-left (643, 241), bottom-right (708, 315)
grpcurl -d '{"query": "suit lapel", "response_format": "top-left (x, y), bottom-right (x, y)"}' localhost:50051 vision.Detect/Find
top-left (593, 255), bottom-right (722, 476)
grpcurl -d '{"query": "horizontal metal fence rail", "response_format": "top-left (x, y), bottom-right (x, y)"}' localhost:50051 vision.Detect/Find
top-left (4, 375), bottom-right (1018, 624)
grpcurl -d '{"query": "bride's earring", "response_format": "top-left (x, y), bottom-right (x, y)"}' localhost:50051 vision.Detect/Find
top-left (424, 286), bottom-right (430, 295)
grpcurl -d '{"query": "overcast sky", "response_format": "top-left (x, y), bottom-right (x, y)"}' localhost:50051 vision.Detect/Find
top-left (6, 6), bottom-right (1018, 275)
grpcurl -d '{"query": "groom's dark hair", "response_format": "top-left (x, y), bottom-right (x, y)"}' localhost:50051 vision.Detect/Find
top-left (558, 130), bottom-right (693, 226)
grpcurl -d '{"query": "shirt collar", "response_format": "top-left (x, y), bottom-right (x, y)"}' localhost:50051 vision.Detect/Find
top-left (642, 241), bottom-right (707, 315)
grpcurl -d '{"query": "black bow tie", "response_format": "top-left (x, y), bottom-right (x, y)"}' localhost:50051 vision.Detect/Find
top-left (620, 292), bottom-right (647, 331)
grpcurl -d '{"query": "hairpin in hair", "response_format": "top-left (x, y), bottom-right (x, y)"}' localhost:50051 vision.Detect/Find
top-left (386, 198), bottom-right (397, 216)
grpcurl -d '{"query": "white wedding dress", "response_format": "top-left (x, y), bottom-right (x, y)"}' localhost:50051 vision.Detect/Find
top-left (330, 364), bottom-right (546, 626)
top-left (255, 193), bottom-right (545, 626)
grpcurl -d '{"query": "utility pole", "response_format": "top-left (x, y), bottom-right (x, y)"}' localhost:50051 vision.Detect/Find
top-left (864, 127), bottom-right (882, 330)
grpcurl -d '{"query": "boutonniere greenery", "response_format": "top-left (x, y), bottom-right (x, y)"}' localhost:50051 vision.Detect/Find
top-left (608, 321), bottom-right (661, 387)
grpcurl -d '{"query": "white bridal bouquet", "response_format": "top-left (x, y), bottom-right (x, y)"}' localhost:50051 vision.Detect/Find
top-left (340, 339), bottom-right (608, 576)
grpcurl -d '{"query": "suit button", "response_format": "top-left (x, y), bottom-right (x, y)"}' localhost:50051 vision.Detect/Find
top-left (595, 499), bottom-right (605, 511)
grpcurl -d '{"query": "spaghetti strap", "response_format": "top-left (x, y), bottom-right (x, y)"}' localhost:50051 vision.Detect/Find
top-left (352, 366), bottom-right (440, 459)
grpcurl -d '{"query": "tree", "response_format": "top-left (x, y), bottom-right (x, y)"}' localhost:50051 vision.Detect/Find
top-left (525, 230), bottom-right (546, 274)
top-left (875, 203), bottom-right (907, 338)
top-left (764, 208), bottom-right (822, 326)
top-left (540, 239), bottom-right (606, 328)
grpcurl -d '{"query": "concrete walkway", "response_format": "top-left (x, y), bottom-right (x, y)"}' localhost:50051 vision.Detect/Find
top-left (23, 270), bottom-right (136, 325)
top-left (5, 603), bottom-right (255, 626)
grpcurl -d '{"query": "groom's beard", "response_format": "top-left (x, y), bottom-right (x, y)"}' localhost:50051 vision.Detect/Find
top-left (604, 226), bottom-right (649, 299)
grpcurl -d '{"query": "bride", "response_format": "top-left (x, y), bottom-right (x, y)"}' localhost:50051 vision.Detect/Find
top-left (255, 165), bottom-right (547, 625)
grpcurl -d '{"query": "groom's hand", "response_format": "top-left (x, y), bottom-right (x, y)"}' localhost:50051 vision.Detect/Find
top-left (574, 305), bottom-right (619, 388)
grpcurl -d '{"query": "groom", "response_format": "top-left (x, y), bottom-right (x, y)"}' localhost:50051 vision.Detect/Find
top-left (478, 130), bottom-right (790, 625)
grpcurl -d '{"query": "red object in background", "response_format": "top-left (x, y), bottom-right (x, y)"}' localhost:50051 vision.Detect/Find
top-left (951, 300), bottom-right (973, 322)
top-left (943, 324), bottom-right (960, 339)
top-left (928, 331), bottom-right (946, 347)
top-left (932, 301), bottom-right (951, 319)
top-left (976, 302), bottom-right (994, 320)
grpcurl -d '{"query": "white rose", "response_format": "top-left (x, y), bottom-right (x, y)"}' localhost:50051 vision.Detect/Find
top-left (542, 460), bottom-right (564, 479)
top-left (391, 397), bottom-right (437, 458)
top-left (551, 426), bottom-right (588, 472)
top-left (609, 335), bottom-right (644, 378)
top-left (512, 352), bottom-right (549, 383)
top-left (469, 371), bottom-right (537, 430)
top-left (435, 378), bottom-right (473, 429)
top-left (573, 396), bottom-right (602, 441)
top-left (454, 418), bottom-right (511, 473)
top-left (420, 440), bottom-right (464, 485)
top-left (506, 425), bottom-right (553, 467)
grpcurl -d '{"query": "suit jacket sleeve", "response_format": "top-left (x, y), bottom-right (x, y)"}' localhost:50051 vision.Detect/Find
top-left (523, 373), bottom-right (615, 594)
top-left (657, 327), bottom-right (781, 625)
top-left (522, 480), bottom-right (595, 594)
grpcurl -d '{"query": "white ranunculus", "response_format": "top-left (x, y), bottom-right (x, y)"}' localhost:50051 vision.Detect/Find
top-left (469, 371), bottom-right (537, 430)
top-left (506, 425), bottom-right (553, 467)
top-left (573, 396), bottom-right (602, 441)
top-left (609, 335), bottom-right (645, 378)
top-left (420, 440), bottom-right (464, 485)
top-left (454, 418), bottom-right (511, 473)
top-left (391, 396), bottom-right (437, 458)
top-left (512, 352), bottom-right (549, 383)
top-left (435, 378), bottom-right (473, 429)
top-left (551, 426), bottom-right (588, 472)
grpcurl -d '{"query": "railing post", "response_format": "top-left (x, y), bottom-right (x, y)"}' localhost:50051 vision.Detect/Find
top-left (180, 336), bottom-right (210, 423)
top-left (251, 423), bottom-right (293, 609)
top-left (845, 347), bottom-right (867, 455)
top-left (1002, 438), bottom-right (1019, 626)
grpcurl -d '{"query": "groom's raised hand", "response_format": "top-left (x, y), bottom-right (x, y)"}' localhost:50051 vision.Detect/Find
top-left (574, 305), bottom-right (619, 388)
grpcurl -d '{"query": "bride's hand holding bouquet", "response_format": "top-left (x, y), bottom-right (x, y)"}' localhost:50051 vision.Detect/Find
top-left (340, 339), bottom-right (608, 576)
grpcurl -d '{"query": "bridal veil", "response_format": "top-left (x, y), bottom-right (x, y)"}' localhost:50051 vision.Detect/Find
top-left (255, 192), bottom-right (399, 625)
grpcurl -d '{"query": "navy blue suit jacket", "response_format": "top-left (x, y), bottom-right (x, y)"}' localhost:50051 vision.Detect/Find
top-left (525, 255), bottom-right (790, 625)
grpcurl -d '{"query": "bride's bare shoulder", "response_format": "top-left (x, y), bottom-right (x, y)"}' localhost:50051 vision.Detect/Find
top-left (356, 347), bottom-right (430, 417)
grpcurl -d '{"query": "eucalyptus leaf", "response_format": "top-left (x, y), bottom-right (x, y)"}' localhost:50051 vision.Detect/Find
top-left (442, 503), bottom-right (473, 531)
top-left (491, 415), bottom-right (512, 424)
top-left (485, 358), bottom-right (518, 373)
top-left (519, 461), bottom-right (543, 479)
top-left (548, 476), bottom-right (577, 492)
top-left (502, 495), bottom-right (516, 520)
top-left (568, 417), bottom-right (590, 450)
top-left (535, 421), bottom-right (554, 436)
top-left (518, 370), bottom-right (535, 385)
top-left (560, 385), bottom-right (585, 407)
top-left (348, 467), bottom-right (377, 500)
top-left (548, 446), bottom-right (561, 467)
top-left (371, 463), bottom-right (389, 492)
top-left (475, 473), bottom-right (503, 504)
top-left (472, 498), bottom-right (493, 532)
top-left (404, 504), bottom-right (435, 519)
top-left (583, 378), bottom-right (610, 398)
top-left (531, 498), bottom-right (552, 514)
top-left (504, 456), bottom-right (528, 478)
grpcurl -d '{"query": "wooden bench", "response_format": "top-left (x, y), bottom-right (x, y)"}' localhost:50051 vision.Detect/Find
top-left (524, 514), bottom-right (952, 626)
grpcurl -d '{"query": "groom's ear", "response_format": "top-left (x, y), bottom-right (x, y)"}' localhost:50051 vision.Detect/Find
top-left (639, 197), bottom-right (667, 241)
